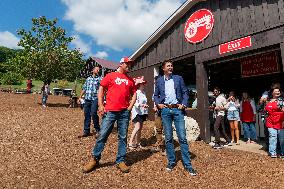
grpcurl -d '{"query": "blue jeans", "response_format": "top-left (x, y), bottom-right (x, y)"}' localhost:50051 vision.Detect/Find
top-left (161, 108), bottom-right (193, 170)
top-left (42, 94), bottom-right (48, 106)
top-left (242, 122), bottom-right (257, 140)
top-left (268, 128), bottom-right (284, 155)
top-left (92, 109), bottom-right (130, 164)
top-left (83, 99), bottom-right (100, 134)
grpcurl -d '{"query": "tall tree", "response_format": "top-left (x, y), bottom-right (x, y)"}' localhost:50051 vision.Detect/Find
top-left (16, 16), bottom-right (84, 82)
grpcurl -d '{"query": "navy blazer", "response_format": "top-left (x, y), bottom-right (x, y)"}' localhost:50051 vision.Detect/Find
top-left (153, 75), bottom-right (189, 107)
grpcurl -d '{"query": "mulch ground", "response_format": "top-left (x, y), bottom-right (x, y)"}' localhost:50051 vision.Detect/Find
top-left (0, 92), bottom-right (284, 189)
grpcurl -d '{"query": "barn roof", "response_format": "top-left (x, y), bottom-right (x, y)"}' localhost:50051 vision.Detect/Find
top-left (91, 57), bottom-right (119, 70)
top-left (130, 0), bottom-right (205, 60)
top-left (80, 57), bottom-right (119, 78)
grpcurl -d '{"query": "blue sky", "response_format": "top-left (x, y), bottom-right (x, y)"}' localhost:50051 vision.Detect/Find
top-left (0, 0), bottom-right (186, 62)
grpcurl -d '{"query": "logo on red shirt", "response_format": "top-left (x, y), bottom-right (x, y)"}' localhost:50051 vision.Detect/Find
top-left (184, 9), bottom-right (214, 44)
top-left (115, 77), bottom-right (129, 85)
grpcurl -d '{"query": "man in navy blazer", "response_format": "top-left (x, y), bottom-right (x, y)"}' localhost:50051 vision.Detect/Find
top-left (153, 60), bottom-right (197, 176)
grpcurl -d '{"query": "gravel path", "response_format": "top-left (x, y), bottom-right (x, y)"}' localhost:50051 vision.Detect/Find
top-left (0, 93), bottom-right (283, 188)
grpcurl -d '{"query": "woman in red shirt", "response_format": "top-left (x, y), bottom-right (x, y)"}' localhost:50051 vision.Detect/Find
top-left (265, 87), bottom-right (284, 158)
top-left (240, 92), bottom-right (257, 144)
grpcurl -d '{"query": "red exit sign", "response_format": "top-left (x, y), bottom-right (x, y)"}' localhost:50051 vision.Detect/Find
top-left (219, 36), bottom-right (252, 54)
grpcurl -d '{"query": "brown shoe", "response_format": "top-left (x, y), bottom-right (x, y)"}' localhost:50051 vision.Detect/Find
top-left (78, 133), bottom-right (91, 138)
top-left (82, 159), bottom-right (99, 173)
top-left (116, 162), bottom-right (130, 173)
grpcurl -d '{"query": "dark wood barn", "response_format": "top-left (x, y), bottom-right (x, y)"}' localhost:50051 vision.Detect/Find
top-left (129, 0), bottom-right (284, 142)
top-left (80, 57), bottom-right (119, 78)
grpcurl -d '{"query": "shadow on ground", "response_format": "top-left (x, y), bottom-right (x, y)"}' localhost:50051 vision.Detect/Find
top-left (38, 102), bottom-right (70, 108)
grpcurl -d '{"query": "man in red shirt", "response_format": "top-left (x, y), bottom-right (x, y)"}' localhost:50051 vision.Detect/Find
top-left (83, 57), bottom-right (137, 173)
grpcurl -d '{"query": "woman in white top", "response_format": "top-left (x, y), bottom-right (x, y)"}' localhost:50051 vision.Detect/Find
top-left (225, 91), bottom-right (240, 145)
top-left (129, 77), bottom-right (148, 150)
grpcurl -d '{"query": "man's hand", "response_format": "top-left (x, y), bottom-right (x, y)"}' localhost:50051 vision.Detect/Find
top-left (178, 104), bottom-right (185, 109)
top-left (77, 98), bottom-right (81, 104)
top-left (157, 104), bottom-right (167, 109)
top-left (260, 97), bottom-right (267, 104)
top-left (98, 105), bottom-right (105, 116)
top-left (153, 106), bottom-right (158, 112)
top-left (253, 115), bottom-right (256, 122)
top-left (282, 121), bottom-right (284, 129)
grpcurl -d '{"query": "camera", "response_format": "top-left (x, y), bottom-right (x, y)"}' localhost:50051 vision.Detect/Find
top-left (277, 97), bottom-right (284, 110)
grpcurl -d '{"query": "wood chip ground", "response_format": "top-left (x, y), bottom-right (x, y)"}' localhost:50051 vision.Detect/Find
top-left (0, 93), bottom-right (283, 188)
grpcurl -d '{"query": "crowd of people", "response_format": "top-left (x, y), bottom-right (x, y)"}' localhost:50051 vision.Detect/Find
top-left (45, 56), bottom-right (284, 176)
top-left (209, 83), bottom-right (284, 159)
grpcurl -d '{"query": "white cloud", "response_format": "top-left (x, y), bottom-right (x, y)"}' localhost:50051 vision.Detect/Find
top-left (71, 35), bottom-right (92, 55)
top-left (94, 51), bottom-right (108, 59)
top-left (0, 31), bottom-right (20, 49)
top-left (61, 0), bottom-right (184, 51)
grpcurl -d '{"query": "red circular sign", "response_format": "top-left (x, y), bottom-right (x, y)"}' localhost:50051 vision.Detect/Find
top-left (184, 9), bottom-right (214, 44)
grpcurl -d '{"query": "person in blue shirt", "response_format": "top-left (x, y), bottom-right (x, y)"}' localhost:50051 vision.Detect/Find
top-left (153, 60), bottom-right (197, 176)
top-left (78, 66), bottom-right (102, 138)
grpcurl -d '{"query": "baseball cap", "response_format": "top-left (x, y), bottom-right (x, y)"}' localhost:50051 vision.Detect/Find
top-left (120, 57), bottom-right (133, 64)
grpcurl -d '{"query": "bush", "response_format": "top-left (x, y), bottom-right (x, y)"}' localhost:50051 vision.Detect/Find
top-left (77, 78), bottom-right (86, 85)
top-left (57, 79), bottom-right (69, 89)
top-left (0, 72), bottom-right (24, 85)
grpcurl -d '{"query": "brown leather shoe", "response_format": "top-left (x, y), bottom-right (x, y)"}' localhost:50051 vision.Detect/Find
top-left (116, 162), bottom-right (130, 173)
top-left (78, 133), bottom-right (91, 138)
top-left (82, 159), bottom-right (99, 173)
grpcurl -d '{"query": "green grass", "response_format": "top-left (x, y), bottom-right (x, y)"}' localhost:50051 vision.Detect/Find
top-left (0, 80), bottom-right (83, 96)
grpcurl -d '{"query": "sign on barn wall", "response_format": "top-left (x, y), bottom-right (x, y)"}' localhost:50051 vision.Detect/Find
top-left (184, 9), bottom-right (214, 44)
top-left (219, 36), bottom-right (252, 55)
top-left (240, 51), bottom-right (280, 78)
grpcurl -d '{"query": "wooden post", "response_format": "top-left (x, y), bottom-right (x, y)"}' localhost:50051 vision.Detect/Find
top-left (196, 61), bottom-right (210, 143)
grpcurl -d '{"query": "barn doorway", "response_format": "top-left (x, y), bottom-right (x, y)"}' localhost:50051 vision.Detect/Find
top-left (206, 49), bottom-right (283, 139)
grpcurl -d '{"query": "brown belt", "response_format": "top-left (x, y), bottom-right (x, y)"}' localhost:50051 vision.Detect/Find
top-left (164, 104), bottom-right (179, 108)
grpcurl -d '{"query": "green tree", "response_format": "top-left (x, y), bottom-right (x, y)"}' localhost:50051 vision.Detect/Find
top-left (16, 16), bottom-right (84, 82)
top-left (0, 46), bottom-right (20, 62)
top-left (0, 46), bottom-right (21, 73)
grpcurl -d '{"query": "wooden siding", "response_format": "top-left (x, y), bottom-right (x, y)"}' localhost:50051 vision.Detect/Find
top-left (132, 0), bottom-right (284, 68)
top-left (130, 0), bottom-right (284, 142)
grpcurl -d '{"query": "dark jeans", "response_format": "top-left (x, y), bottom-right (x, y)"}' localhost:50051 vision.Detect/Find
top-left (161, 108), bottom-right (193, 169)
top-left (214, 115), bottom-right (230, 143)
top-left (92, 110), bottom-right (130, 164)
top-left (42, 94), bottom-right (48, 106)
top-left (83, 98), bottom-right (100, 134)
